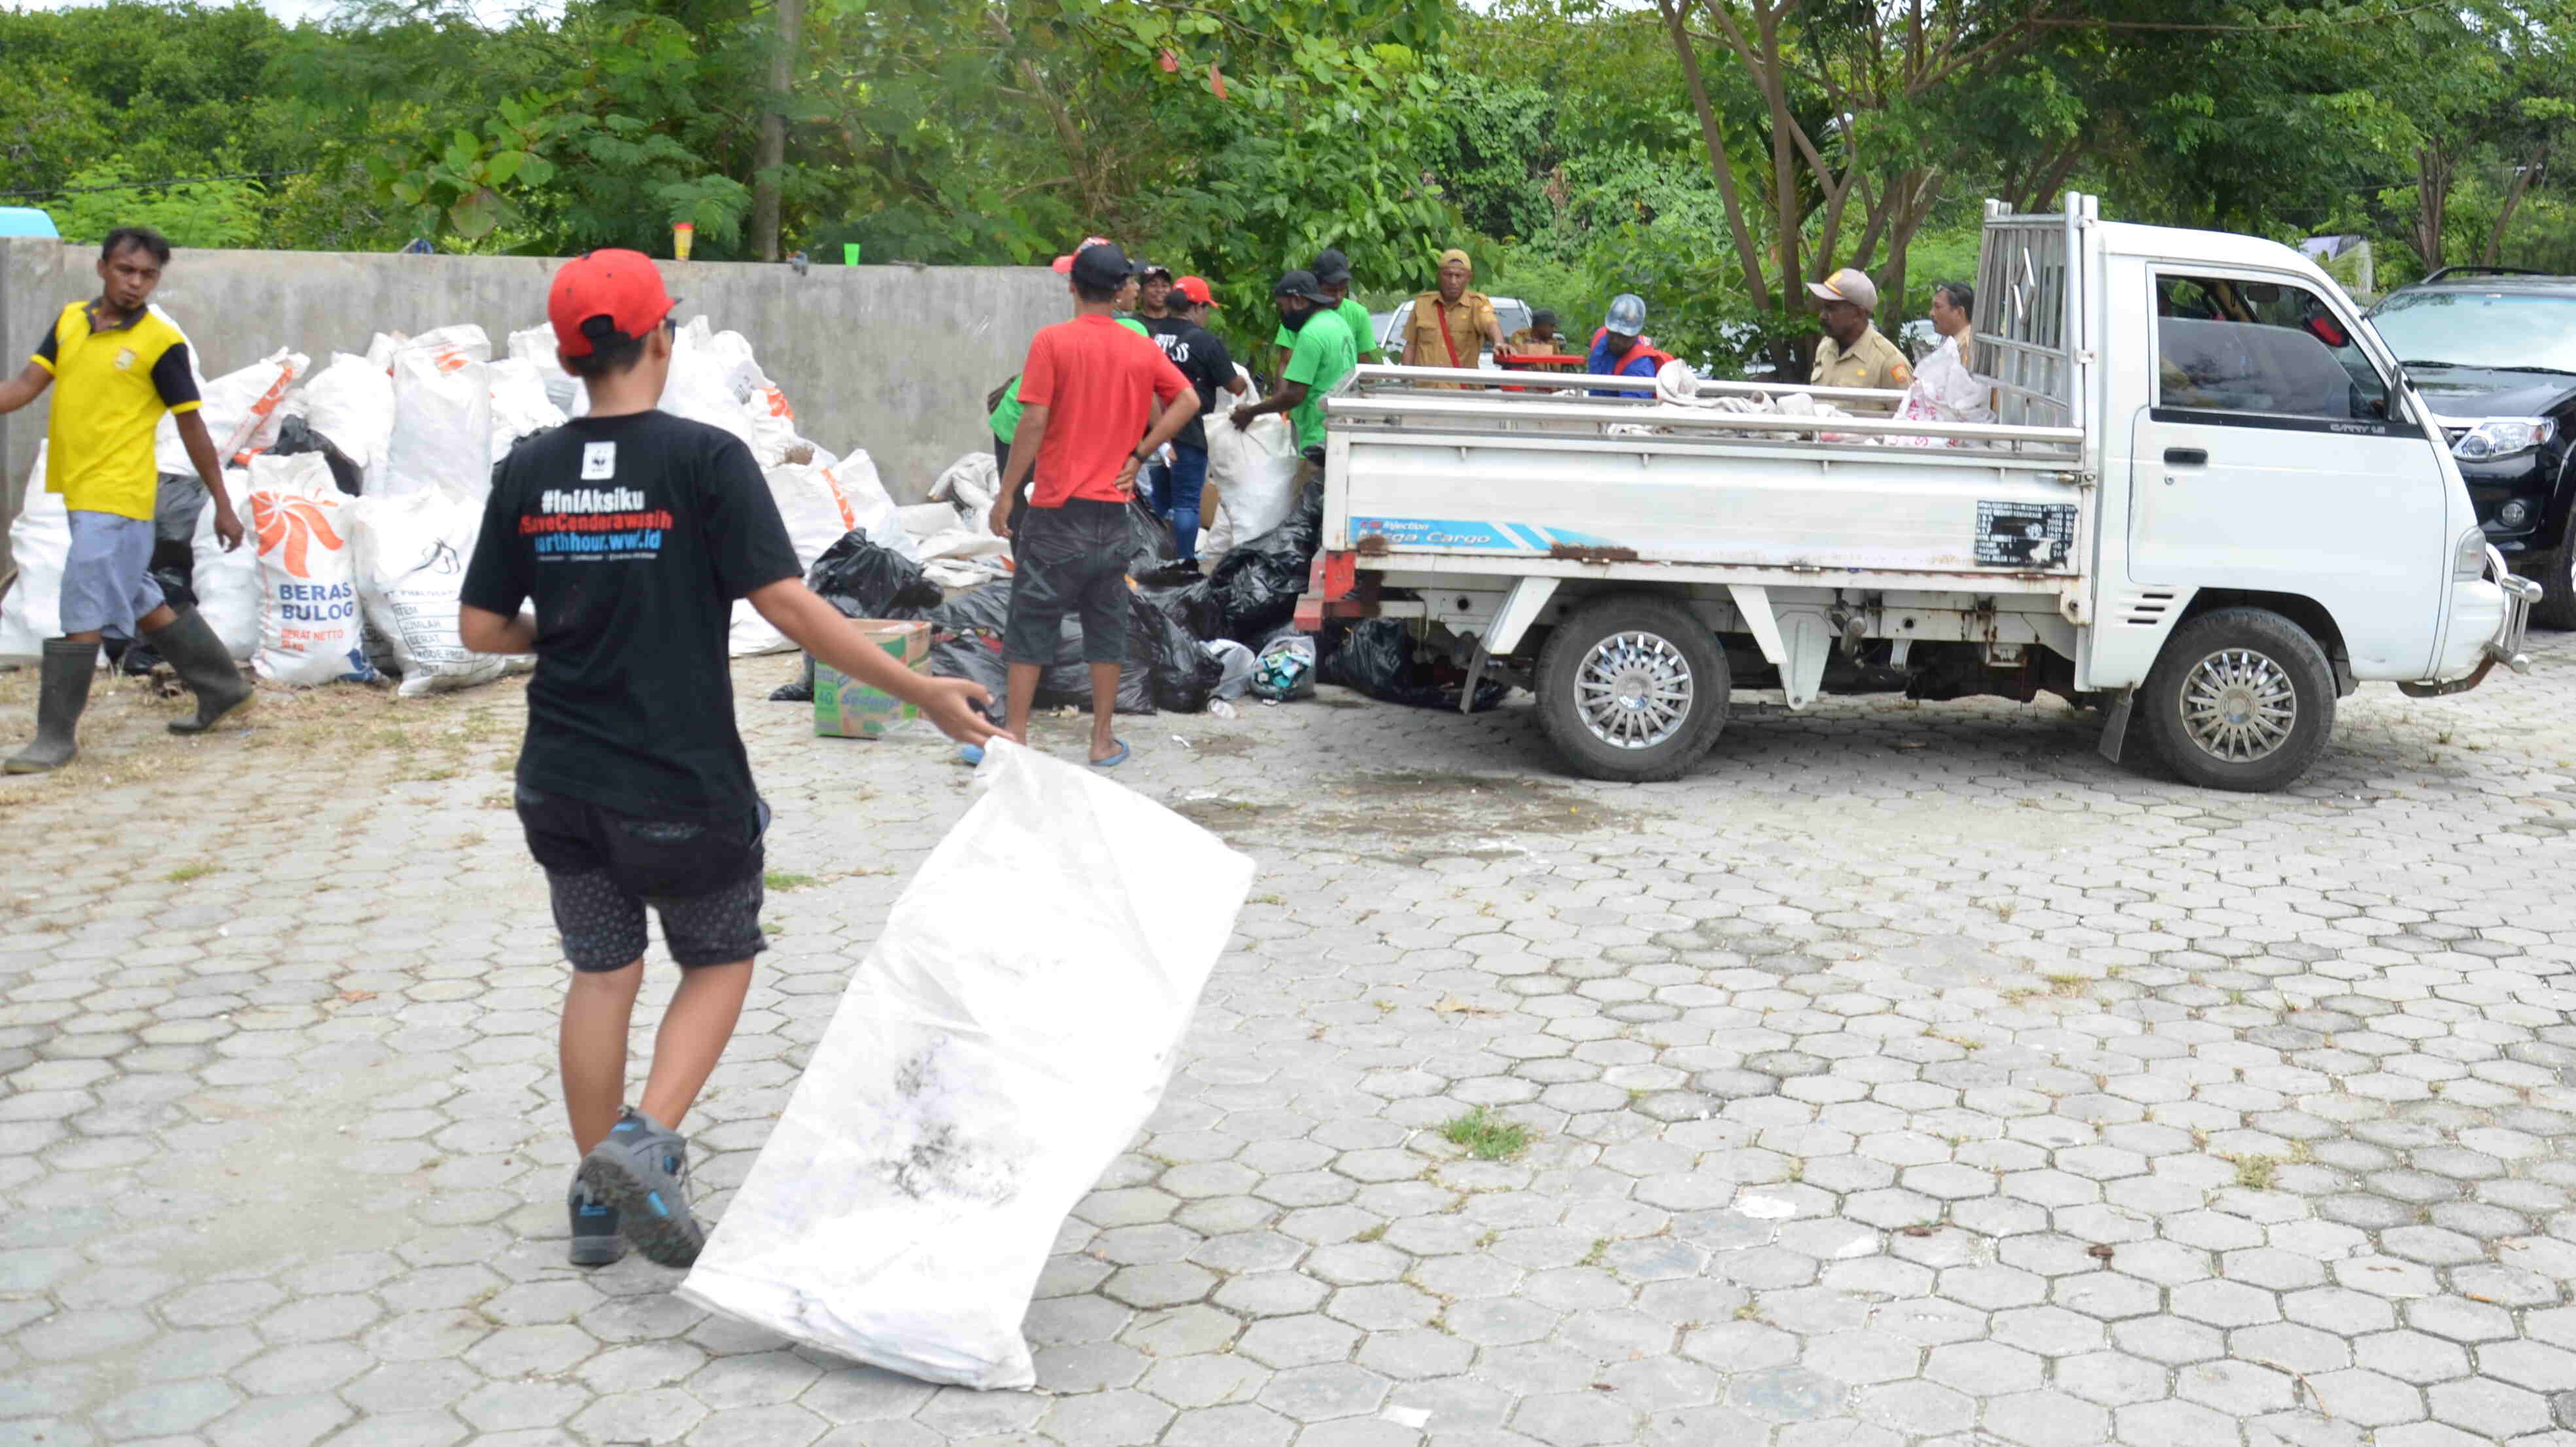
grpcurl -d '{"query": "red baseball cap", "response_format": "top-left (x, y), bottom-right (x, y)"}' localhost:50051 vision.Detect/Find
top-left (1173, 275), bottom-right (1220, 308)
top-left (549, 249), bottom-right (679, 358)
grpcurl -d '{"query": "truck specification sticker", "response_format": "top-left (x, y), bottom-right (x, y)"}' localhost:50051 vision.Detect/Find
top-left (1974, 501), bottom-right (2077, 568)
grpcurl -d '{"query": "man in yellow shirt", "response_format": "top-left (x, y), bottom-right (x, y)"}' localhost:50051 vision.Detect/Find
top-left (1807, 267), bottom-right (1913, 400)
top-left (1402, 248), bottom-right (1509, 385)
top-left (0, 227), bottom-right (252, 774)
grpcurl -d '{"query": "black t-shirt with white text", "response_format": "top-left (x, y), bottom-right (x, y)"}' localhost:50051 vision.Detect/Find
top-left (461, 410), bottom-right (800, 824)
top-left (1144, 316), bottom-right (1235, 452)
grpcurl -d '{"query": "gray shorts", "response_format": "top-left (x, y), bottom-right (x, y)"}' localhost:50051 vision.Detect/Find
top-left (156, 472), bottom-right (207, 547)
top-left (60, 511), bottom-right (165, 638)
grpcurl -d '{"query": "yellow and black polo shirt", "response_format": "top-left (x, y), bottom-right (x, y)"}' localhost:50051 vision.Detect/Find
top-left (30, 300), bottom-right (202, 520)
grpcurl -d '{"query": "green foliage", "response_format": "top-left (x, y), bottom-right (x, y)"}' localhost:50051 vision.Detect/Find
top-left (3, 0), bottom-right (2572, 391)
top-left (46, 160), bottom-right (262, 249)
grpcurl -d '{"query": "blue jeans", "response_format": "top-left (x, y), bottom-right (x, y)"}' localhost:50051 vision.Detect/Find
top-left (1149, 445), bottom-right (1210, 564)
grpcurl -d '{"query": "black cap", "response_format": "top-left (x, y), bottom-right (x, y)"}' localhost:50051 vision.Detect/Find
top-left (1311, 248), bottom-right (1352, 286)
top-left (1071, 241), bottom-right (1135, 290)
top-left (1141, 262), bottom-right (1174, 282)
top-left (1274, 269), bottom-right (1333, 305)
top-left (1532, 308), bottom-right (1558, 327)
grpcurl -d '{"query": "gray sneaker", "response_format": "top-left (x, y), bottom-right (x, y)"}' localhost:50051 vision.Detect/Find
top-left (567, 1176), bottom-right (623, 1267)
top-left (576, 1108), bottom-right (704, 1267)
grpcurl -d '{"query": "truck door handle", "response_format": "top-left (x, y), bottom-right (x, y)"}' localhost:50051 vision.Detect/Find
top-left (2163, 448), bottom-right (2207, 466)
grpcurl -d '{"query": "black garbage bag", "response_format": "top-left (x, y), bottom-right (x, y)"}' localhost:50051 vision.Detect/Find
top-left (808, 532), bottom-right (942, 620)
top-left (1142, 578), bottom-right (1222, 643)
top-left (1318, 618), bottom-right (1509, 712)
top-left (1130, 588), bottom-right (1222, 713)
top-left (920, 579), bottom-right (1155, 715)
top-left (1125, 496), bottom-right (1178, 571)
top-left (269, 415), bottom-right (364, 497)
top-left (1204, 473), bottom-right (1324, 645)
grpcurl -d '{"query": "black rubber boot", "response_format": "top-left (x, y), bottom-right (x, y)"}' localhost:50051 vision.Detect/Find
top-left (146, 607), bottom-right (256, 736)
top-left (5, 639), bottom-right (99, 775)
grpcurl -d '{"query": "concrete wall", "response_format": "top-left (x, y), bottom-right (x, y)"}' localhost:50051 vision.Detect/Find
top-left (2, 239), bottom-right (1065, 573)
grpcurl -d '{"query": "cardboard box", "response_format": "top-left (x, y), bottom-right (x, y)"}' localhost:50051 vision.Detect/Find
top-left (814, 620), bottom-right (931, 738)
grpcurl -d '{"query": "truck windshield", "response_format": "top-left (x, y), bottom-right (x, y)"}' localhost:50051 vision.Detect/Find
top-left (2368, 291), bottom-right (2576, 375)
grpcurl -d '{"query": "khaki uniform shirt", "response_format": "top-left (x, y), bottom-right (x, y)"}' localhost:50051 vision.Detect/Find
top-left (1406, 290), bottom-right (1498, 375)
top-left (1811, 325), bottom-right (1914, 395)
top-left (1505, 328), bottom-right (1565, 355)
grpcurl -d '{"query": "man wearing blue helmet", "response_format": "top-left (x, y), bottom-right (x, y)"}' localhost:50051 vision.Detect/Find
top-left (1587, 294), bottom-right (1672, 398)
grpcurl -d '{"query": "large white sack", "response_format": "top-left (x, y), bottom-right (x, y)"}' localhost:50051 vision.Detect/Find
top-left (247, 454), bottom-right (379, 685)
top-left (832, 450), bottom-right (918, 564)
top-left (148, 309), bottom-right (213, 478)
top-left (0, 445), bottom-right (67, 664)
top-left (766, 462), bottom-right (857, 572)
top-left (662, 324), bottom-right (761, 454)
top-left (506, 324), bottom-right (581, 413)
top-left (192, 470), bottom-right (261, 661)
top-left (728, 598), bottom-right (793, 656)
top-left (364, 332), bottom-right (404, 371)
top-left (295, 353), bottom-right (396, 478)
top-left (678, 740), bottom-right (1255, 1388)
top-left (199, 349), bottom-right (307, 466)
top-left (350, 488), bottom-right (510, 697)
top-left (1205, 395), bottom-right (1299, 563)
top-left (404, 324), bottom-right (490, 365)
top-left (379, 339), bottom-right (492, 497)
top-left (489, 358), bottom-right (568, 465)
top-left (929, 451), bottom-right (1001, 531)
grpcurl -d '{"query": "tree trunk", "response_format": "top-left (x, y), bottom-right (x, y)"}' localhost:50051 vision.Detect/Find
top-left (2481, 143), bottom-right (2547, 267)
top-left (1660, 0), bottom-right (1770, 312)
top-left (750, 0), bottom-right (805, 263)
top-left (2413, 143), bottom-right (2452, 275)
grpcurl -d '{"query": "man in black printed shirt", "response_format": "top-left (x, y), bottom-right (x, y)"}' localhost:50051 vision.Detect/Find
top-left (459, 250), bottom-right (1001, 1269)
top-left (1141, 275), bottom-right (1246, 574)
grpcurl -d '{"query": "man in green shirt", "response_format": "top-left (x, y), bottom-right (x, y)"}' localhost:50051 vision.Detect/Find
top-left (1273, 248), bottom-right (1379, 374)
top-left (1231, 270), bottom-right (1355, 482)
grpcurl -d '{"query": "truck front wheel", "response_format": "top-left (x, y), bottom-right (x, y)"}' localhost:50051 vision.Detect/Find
top-left (2139, 607), bottom-right (2335, 792)
top-left (2524, 529), bottom-right (2575, 630)
top-left (1535, 595), bottom-right (1729, 782)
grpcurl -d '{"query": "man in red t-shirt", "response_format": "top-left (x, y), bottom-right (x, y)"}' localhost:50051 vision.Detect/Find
top-left (989, 239), bottom-right (1198, 768)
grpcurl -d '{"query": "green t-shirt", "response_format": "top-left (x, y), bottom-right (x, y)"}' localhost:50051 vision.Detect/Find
top-left (1276, 298), bottom-right (1376, 358)
top-left (1282, 308), bottom-right (1358, 452)
top-left (990, 317), bottom-right (1150, 442)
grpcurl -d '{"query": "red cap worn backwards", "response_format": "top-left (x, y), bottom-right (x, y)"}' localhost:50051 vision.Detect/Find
top-left (549, 248), bottom-right (679, 358)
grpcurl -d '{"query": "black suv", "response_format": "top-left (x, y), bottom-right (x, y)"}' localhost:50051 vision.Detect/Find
top-left (2367, 267), bottom-right (2576, 628)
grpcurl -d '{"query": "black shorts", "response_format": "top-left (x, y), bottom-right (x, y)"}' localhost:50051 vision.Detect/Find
top-left (1006, 498), bottom-right (1131, 667)
top-left (515, 787), bottom-right (769, 971)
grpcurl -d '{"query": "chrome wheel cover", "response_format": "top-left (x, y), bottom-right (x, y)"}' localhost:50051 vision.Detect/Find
top-left (2178, 647), bottom-right (2297, 762)
top-left (1575, 631), bottom-right (1694, 749)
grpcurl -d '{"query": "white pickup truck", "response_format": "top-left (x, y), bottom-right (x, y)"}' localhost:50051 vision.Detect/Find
top-left (1302, 194), bottom-right (2541, 792)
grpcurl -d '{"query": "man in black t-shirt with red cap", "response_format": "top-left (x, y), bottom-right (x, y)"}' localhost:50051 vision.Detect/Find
top-left (459, 249), bottom-right (1001, 1271)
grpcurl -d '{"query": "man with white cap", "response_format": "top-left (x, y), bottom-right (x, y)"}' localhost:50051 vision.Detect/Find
top-left (1807, 267), bottom-right (1912, 396)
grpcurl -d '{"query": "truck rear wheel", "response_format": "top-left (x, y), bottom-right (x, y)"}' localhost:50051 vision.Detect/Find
top-left (2139, 607), bottom-right (2335, 793)
top-left (1535, 595), bottom-right (1729, 782)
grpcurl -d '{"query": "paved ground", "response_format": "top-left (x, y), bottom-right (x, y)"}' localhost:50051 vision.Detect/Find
top-left (3, 628), bottom-right (2574, 1447)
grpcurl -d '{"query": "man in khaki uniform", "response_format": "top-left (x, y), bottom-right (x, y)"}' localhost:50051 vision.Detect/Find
top-left (1807, 267), bottom-right (1912, 401)
top-left (1402, 248), bottom-right (1508, 387)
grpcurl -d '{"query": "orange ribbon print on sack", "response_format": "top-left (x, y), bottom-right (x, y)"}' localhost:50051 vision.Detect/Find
top-left (252, 493), bottom-right (346, 579)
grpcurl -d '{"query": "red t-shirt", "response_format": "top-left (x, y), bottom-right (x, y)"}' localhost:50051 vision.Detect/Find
top-left (1018, 315), bottom-right (1191, 507)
